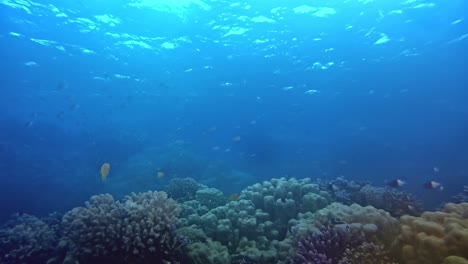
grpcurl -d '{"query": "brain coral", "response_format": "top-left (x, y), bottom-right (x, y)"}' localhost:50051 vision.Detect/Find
top-left (394, 202), bottom-right (468, 264)
top-left (56, 191), bottom-right (185, 264)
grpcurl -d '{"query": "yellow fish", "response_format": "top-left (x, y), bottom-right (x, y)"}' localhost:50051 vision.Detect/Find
top-left (157, 171), bottom-right (165, 178)
top-left (100, 163), bottom-right (110, 182)
top-left (228, 193), bottom-right (239, 202)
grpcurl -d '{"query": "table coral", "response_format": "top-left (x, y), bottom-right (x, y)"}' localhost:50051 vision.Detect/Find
top-left (395, 202), bottom-right (468, 264)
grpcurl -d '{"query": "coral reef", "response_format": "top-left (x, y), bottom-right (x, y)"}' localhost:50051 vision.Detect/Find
top-left (317, 177), bottom-right (368, 204)
top-left (0, 214), bottom-right (58, 264)
top-left (284, 224), bottom-right (362, 263)
top-left (3, 176), bottom-right (462, 264)
top-left (340, 242), bottom-right (398, 264)
top-left (394, 202), bottom-right (468, 264)
top-left (318, 178), bottom-right (423, 217)
top-left (356, 185), bottom-right (423, 217)
top-left (179, 200), bottom-right (210, 219)
top-left (41, 212), bottom-right (63, 230)
top-left (231, 254), bottom-right (259, 264)
top-left (193, 199), bottom-right (278, 250)
top-left (240, 177), bottom-right (332, 218)
top-left (165, 177), bottom-right (202, 202)
top-left (178, 178), bottom-right (334, 263)
top-left (285, 224), bottom-right (395, 264)
top-left (289, 203), bottom-right (399, 246)
top-left (195, 187), bottom-right (226, 209)
top-left (54, 191), bottom-right (186, 264)
top-left (187, 239), bottom-right (231, 264)
top-left (177, 224), bottom-right (208, 243)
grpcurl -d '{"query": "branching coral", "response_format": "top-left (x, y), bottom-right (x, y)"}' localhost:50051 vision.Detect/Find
top-left (0, 214), bottom-right (58, 264)
top-left (3, 177), bottom-right (452, 264)
top-left (165, 177), bottom-right (201, 202)
top-left (55, 191), bottom-right (186, 264)
top-left (285, 225), bottom-right (357, 264)
top-left (339, 242), bottom-right (397, 264)
top-left (285, 225), bottom-right (396, 264)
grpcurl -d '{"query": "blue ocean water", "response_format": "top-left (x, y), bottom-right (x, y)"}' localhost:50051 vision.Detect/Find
top-left (0, 0), bottom-right (467, 223)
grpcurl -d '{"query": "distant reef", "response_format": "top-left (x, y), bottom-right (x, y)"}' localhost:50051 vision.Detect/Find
top-left (1, 177), bottom-right (467, 264)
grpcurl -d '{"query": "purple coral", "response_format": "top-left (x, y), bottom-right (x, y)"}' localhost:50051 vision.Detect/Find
top-left (285, 225), bottom-right (365, 264)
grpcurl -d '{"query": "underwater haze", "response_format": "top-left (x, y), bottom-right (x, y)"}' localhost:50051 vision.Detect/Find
top-left (0, 0), bottom-right (467, 223)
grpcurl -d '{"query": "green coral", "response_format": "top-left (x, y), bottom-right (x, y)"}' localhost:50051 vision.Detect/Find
top-left (179, 178), bottom-right (334, 263)
top-left (187, 239), bottom-right (231, 264)
top-left (195, 187), bottom-right (226, 209)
